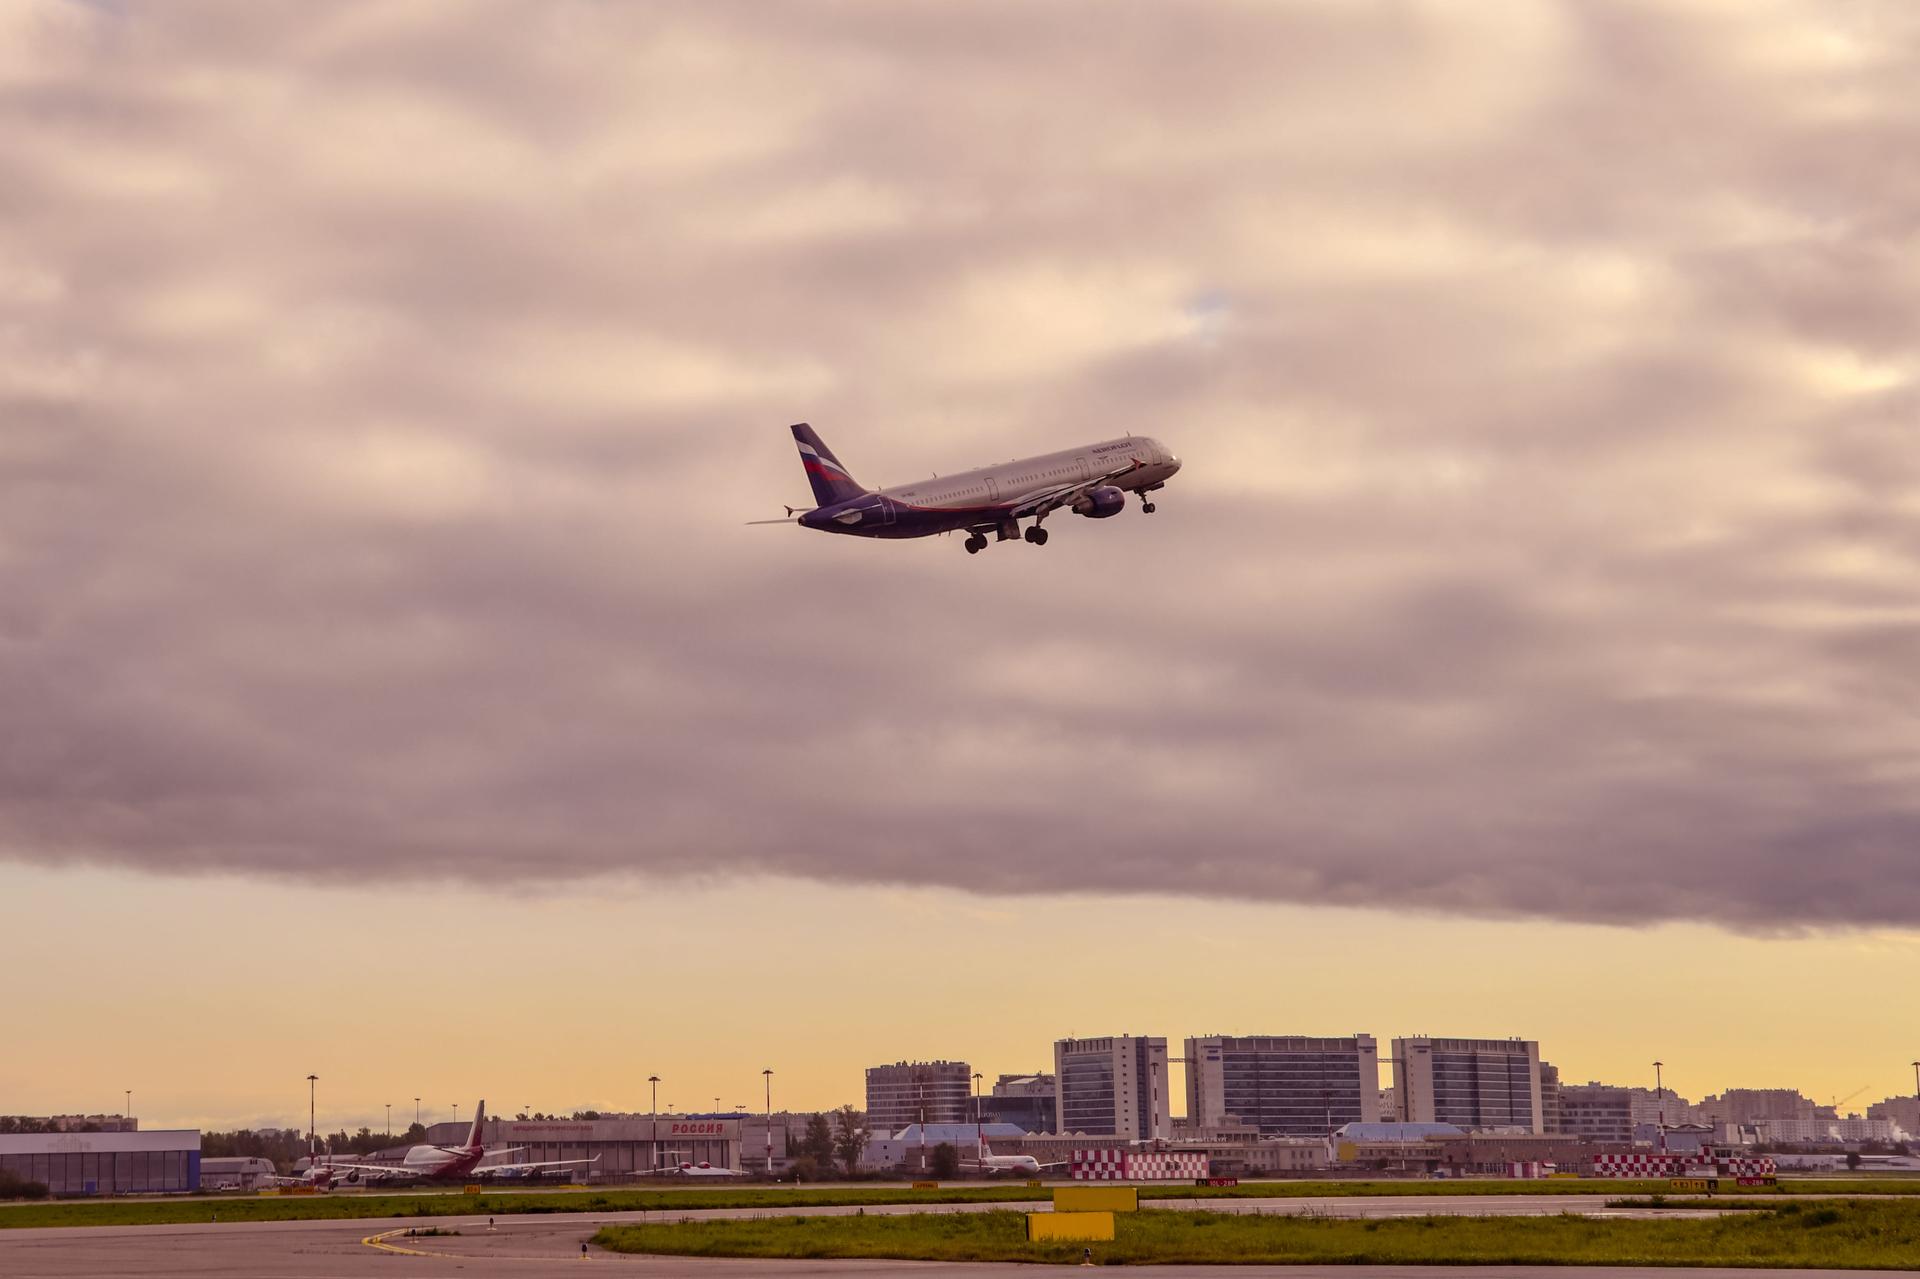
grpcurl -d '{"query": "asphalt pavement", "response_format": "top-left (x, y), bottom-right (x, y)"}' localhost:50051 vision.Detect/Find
top-left (0, 1192), bottom-right (1767, 1278)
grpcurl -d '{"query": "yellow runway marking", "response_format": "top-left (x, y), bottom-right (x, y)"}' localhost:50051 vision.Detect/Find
top-left (362, 1227), bottom-right (457, 1258)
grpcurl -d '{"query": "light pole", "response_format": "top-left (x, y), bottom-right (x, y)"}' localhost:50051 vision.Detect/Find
top-left (453, 1103), bottom-right (459, 1131)
top-left (762, 1069), bottom-right (774, 1177)
top-left (649, 1076), bottom-right (660, 1170)
top-left (307, 1075), bottom-right (319, 1158)
top-left (385, 1104), bottom-right (391, 1139)
top-left (973, 1072), bottom-right (984, 1162)
top-left (1653, 1061), bottom-right (1667, 1154)
top-left (124, 1090), bottom-right (131, 1122)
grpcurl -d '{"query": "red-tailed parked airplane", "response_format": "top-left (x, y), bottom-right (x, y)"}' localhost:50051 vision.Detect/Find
top-left (298, 1101), bottom-right (597, 1186)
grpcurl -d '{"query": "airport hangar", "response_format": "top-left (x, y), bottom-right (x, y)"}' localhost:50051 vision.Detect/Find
top-left (0, 1128), bottom-right (202, 1195)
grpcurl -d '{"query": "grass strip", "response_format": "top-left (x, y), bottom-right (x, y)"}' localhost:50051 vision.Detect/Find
top-left (593, 1199), bottom-right (1920, 1268)
top-left (2, 1176), bottom-right (1914, 1230)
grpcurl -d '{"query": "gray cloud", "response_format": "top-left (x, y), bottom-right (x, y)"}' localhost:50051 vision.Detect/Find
top-left (3, 0), bottom-right (1918, 930)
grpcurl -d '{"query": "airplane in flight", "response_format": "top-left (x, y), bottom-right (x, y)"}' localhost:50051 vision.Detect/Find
top-left (297, 1101), bottom-right (598, 1187)
top-left (760, 423), bottom-right (1181, 554)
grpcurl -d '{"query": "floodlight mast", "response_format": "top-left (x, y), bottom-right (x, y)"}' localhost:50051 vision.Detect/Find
top-left (1653, 1061), bottom-right (1667, 1154)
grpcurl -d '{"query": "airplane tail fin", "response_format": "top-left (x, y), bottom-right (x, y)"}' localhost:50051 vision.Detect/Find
top-left (790, 423), bottom-right (865, 506)
top-left (465, 1101), bottom-right (486, 1151)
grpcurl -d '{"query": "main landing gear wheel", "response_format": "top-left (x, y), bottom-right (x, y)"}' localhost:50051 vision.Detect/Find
top-left (1024, 526), bottom-right (1050, 545)
top-left (964, 534), bottom-right (987, 554)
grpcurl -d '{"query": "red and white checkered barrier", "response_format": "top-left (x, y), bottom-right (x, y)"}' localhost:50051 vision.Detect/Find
top-left (1070, 1150), bottom-right (1209, 1181)
top-left (1591, 1152), bottom-right (1776, 1178)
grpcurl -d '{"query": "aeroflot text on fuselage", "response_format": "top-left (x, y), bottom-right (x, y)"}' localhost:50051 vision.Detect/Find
top-left (772, 423), bottom-right (1181, 555)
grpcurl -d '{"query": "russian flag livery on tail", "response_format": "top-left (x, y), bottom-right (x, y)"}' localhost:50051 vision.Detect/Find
top-left (791, 423), bottom-right (866, 507)
top-left (763, 423), bottom-right (1181, 555)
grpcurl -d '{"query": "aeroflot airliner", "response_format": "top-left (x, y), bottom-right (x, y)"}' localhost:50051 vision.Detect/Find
top-left (760, 423), bottom-right (1181, 554)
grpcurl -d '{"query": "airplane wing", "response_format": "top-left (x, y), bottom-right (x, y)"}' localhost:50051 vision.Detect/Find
top-left (1003, 457), bottom-right (1147, 521)
top-left (309, 1161), bottom-right (418, 1183)
top-left (475, 1155), bottom-right (600, 1178)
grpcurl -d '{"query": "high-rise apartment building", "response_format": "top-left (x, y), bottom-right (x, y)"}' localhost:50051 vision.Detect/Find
top-left (1393, 1037), bottom-right (1543, 1132)
top-left (1559, 1082), bottom-right (1635, 1143)
top-left (864, 1061), bottom-right (971, 1135)
top-left (1540, 1061), bottom-right (1564, 1135)
top-left (1185, 1035), bottom-right (1379, 1136)
top-left (1867, 1096), bottom-right (1920, 1139)
top-left (1054, 1035), bottom-right (1169, 1140)
top-left (1699, 1089), bottom-right (1815, 1125)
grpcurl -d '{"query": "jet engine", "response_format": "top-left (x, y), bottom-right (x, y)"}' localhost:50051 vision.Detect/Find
top-left (1071, 485), bottom-right (1127, 518)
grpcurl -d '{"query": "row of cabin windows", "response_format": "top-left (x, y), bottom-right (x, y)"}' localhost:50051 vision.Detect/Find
top-left (922, 462), bottom-right (1087, 504)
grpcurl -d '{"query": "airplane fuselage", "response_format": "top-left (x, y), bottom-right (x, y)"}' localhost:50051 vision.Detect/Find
top-left (321, 1144), bottom-right (482, 1185)
top-left (797, 435), bottom-right (1180, 540)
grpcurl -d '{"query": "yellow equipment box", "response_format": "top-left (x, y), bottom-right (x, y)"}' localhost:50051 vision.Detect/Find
top-left (464, 1184), bottom-right (484, 1194)
top-left (1027, 1210), bottom-right (1114, 1242)
top-left (911, 1180), bottom-right (938, 1189)
top-left (1053, 1186), bottom-right (1138, 1213)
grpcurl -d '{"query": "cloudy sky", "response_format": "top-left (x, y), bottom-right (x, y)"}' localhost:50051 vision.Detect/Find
top-left (4, 0), bottom-right (1918, 1127)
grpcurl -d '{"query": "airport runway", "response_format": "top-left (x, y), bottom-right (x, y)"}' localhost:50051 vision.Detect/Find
top-left (0, 1194), bottom-right (1757, 1277)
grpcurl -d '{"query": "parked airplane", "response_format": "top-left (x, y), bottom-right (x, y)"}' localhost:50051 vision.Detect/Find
top-left (760, 423), bottom-right (1181, 554)
top-left (638, 1159), bottom-right (751, 1178)
top-left (963, 1138), bottom-right (1068, 1177)
top-left (299, 1101), bottom-right (598, 1186)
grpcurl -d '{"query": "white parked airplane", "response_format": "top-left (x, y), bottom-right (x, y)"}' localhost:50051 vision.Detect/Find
top-left (301, 1101), bottom-right (598, 1186)
top-left (962, 1139), bottom-right (1067, 1177)
top-left (637, 1156), bottom-right (751, 1178)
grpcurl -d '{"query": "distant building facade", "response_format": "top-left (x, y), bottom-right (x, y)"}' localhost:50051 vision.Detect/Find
top-left (1752, 1117), bottom-right (1900, 1146)
top-left (865, 1061), bottom-right (971, 1135)
top-left (1866, 1096), bottom-right (1920, 1139)
top-left (1393, 1037), bottom-right (1543, 1133)
top-left (979, 1074), bottom-right (1055, 1133)
top-left (1184, 1034), bottom-right (1379, 1136)
top-left (1540, 1062), bottom-right (1563, 1135)
top-left (1630, 1087), bottom-right (1704, 1129)
top-left (1700, 1089), bottom-right (1816, 1125)
top-left (1559, 1083), bottom-right (1635, 1144)
top-left (1054, 1035), bottom-right (1170, 1140)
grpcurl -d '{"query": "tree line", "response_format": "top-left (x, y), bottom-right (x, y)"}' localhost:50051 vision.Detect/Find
top-left (200, 1123), bottom-right (429, 1170)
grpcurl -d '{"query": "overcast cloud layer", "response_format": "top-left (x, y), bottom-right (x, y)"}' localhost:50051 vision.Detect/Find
top-left (3, 1), bottom-right (1918, 931)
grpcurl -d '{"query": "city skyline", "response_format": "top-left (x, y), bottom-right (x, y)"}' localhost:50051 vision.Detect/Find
top-left (8, 863), bottom-right (1918, 1132)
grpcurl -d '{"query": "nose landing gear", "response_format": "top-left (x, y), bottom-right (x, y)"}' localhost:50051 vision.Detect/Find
top-left (1142, 501), bottom-right (1156, 514)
